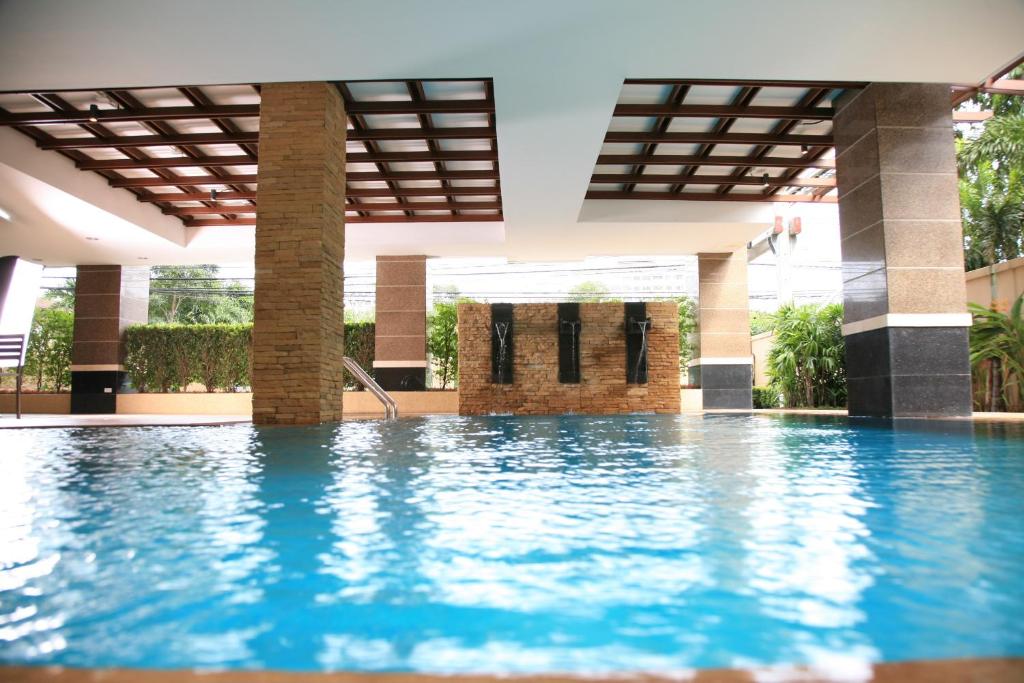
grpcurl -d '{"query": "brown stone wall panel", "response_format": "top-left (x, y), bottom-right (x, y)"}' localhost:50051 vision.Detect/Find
top-left (834, 127), bottom-right (879, 192)
top-left (837, 176), bottom-right (884, 237)
top-left (376, 259), bottom-right (427, 287)
top-left (871, 83), bottom-right (955, 129)
top-left (842, 267), bottom-right (889, 322)
top-left (698, 283), bottom-right (749, 310)
top-left (875, 127), bottom-right (957, 175)
top-left (840, 222), bottom-right (887, 277)
top-left (833, 88), bottom-right (876, 151)
top-left (73, 293), bottom-right (121, 320)
top-left (75, 266), bottom-right (122, 296)
top-left (73, 316), bottom-right (120, 343)
top-left (886, 268), bottom-right (967, 315)
top-left (697, 254), bottom-right (748, 285)
top-left (698, 333), bottom-right (752, 358)
top-left (375, 312), bottom-right (427, 339)
top-left (697, 308), bottom-right (749, 336)
top-left (878, 172), bottom-right (960, 221)
top-left (376, 285), bottom-right (426, 312)
top-left (72, 341), bottom-right (121, 366)
top-left (375, 335), bottom-right (426, 362)
top-left (883, 220), bottom-right (966, 270)
top-left (252, 82), bottom-right (346, 425)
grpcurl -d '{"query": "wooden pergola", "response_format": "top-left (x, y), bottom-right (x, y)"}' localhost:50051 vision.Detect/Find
top-left (0, 79), bottom-right (502, 227)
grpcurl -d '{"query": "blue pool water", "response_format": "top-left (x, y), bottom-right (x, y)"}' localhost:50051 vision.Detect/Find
top-left (0, 414), bottom-right (1022, 674)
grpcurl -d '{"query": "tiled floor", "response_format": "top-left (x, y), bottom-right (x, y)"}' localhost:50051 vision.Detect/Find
top-left (0, 414), bottom-right (250, 429)
top-left (2, 658), bottom-right (1023, 682)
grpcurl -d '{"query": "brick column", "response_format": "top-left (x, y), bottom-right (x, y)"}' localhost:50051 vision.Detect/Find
top-left (834, 83), bottom-right (971, 418)
top-left (253, 82), bottom-right (346, 425)
top-left (373, 255), bottom-right (427, 390)
top-left (71, 265), bottom-right (149, 414)
top-left (693, 251), bottom-right (752, 409)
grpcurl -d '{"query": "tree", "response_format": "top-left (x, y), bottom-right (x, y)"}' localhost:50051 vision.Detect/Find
top-left (567, 281), bottom-right (612, 303)
top-left (959, 115), bottom-right (1024, 171)
top-left (749, 311), bottom-right (775, 335)
top-left (676, 295), bottom-right (697, 366)
top-left (428, 301), bottom-right (460, 389)
top-left (767, 303), bottom-right (846, 408)
top-left (23, 308), bottom-right (73, 392)
top-left (969, 295), bottom-right (1024, 412)
top-left (149, 265), bottom-right (253, 324)
top-left (959, 160), bottom-right (1024, 272)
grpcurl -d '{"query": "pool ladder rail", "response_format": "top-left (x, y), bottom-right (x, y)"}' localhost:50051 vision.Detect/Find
top-left (342, 356), bottom-right (398, 420)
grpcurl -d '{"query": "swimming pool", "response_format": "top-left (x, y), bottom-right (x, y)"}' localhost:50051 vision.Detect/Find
top-left (1, 414), bottom-right (1022, 676)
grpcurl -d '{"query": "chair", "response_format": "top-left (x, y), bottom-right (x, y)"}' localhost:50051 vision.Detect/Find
top-left (0, 334), bottom-right (26, 419)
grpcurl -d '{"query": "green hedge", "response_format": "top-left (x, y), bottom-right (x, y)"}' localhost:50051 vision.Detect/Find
top-left (752, 386), bottom-right (780, 409)
top-left (124, 322), bottom-right (375, 393)
top-left (124, 323), bottom-right (252, 392)
top-left (343, 322), bottom-right (375, 390)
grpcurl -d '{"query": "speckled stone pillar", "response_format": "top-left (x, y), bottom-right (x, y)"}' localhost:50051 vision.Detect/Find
top-left (70, 265), bottom-right (149, 414)
top-left (252, 82), bottom-right (346, 425)
top-left (373, 255), bottom-right (427, 390)
top-left (693, 251), bottom-right (752, 410)
top-left (834, 83), bottom-right (971, 418)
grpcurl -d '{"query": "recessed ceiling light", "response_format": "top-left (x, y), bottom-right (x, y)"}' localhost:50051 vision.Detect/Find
top-left (85, 236), bottom-right (100, 241)
top-left (0, 207), bottom-right (11, 221)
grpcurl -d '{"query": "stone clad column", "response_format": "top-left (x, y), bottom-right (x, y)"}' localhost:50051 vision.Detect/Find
top-left (253, 82), bottom-right (346, 425)
top-left (373, 255), bottom-right (427, 390)
top-left (693, 251), bottom-right (752, 409)
top-left (71, 265), bottom-right (149, 414)
top-left (834, 83), bottom-right (972, 418)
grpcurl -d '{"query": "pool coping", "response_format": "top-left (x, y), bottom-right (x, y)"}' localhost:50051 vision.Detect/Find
top-left (3, 658), bottom-right (1023, 682)
top-left (3, 409), bottom-right (1024, 429)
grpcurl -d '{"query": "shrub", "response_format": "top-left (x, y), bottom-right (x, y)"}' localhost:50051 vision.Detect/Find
top-left (752, 386), bottom-right (780, 409)
top-left (969, 295), bottom-right (1024, 412)
top-left (767, 303), bottom-right (846, 408)
top-left (23, 308), bottom-right (73, 392)
top-left (343, 322), bottom-right (375, 390)
top-left (125, 322), bottom-right (368, 393)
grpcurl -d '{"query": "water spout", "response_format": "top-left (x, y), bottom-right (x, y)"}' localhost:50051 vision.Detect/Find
top-left (633, 318), bottom-right (650, 384)
top-left (494, 320), bottom-right (512, 384)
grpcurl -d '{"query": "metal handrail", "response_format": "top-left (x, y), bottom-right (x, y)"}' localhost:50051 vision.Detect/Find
top-left (342, 356), bottom-right (398, 419)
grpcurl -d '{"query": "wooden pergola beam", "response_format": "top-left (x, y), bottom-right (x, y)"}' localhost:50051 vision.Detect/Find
top-left (109, 174), bottom-right (258, 187)
top-left (596, 153), bottom-right (835, 168)
top-left (612, 103), bottom-right (834, 119)
top-left (139, 191), bottom-right (257, 202)
top-left (40, 132), bottom-right (259, 150)
top-left (624, 78), bottom-right (867, 89)
top-left (347, 186), bottom-right (497, 197)
top-left (0, 104), bottom-right (259, 126)
top-left (183, 214), bottom-right (503, 227)
top-left (605, 130), bottom-right (832, 146)
top-left (347, 169), bottom-right (497, 182)
top-left (348, 150), bottom-right (498, 163)
top-left (162, 205), bottom-right (258, 215)
top-left (586, 190), bottom-right (836, 203)
top-left (345, 99), bottom-right (494, 115)
top-left (77, 155), bottom-right (255, 170)
top-left (347, 126), bottom-right (495, 141)
top-left (591, 173), bottom-right (835, 187)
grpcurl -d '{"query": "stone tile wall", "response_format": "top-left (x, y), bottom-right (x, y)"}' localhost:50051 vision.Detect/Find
top-left (252, 82), bottom-right (346, 425)
top-left (458, 302), bottom-right (680, 415)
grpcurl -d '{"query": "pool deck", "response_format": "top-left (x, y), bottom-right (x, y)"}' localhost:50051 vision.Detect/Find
top-left (2, 409), bottom-right (1024, 428)
top-left (3, 658), bottom-right (1023, 682)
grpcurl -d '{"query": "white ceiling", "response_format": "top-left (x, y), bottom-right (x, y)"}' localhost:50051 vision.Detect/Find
top-left (0, 0), bottom-right (1021, 265)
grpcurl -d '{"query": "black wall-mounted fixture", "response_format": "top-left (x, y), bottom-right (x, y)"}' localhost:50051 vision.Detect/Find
top-left (557, 302), bottom-right (581, 383)
top-left (490, 303), bottom-right (514, 384)
top-left (625, 302), bottom-right (651, 384)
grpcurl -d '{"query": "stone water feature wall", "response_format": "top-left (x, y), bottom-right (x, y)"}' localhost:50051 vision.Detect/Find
top-left (457, 302), bottom-right (680, 415)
